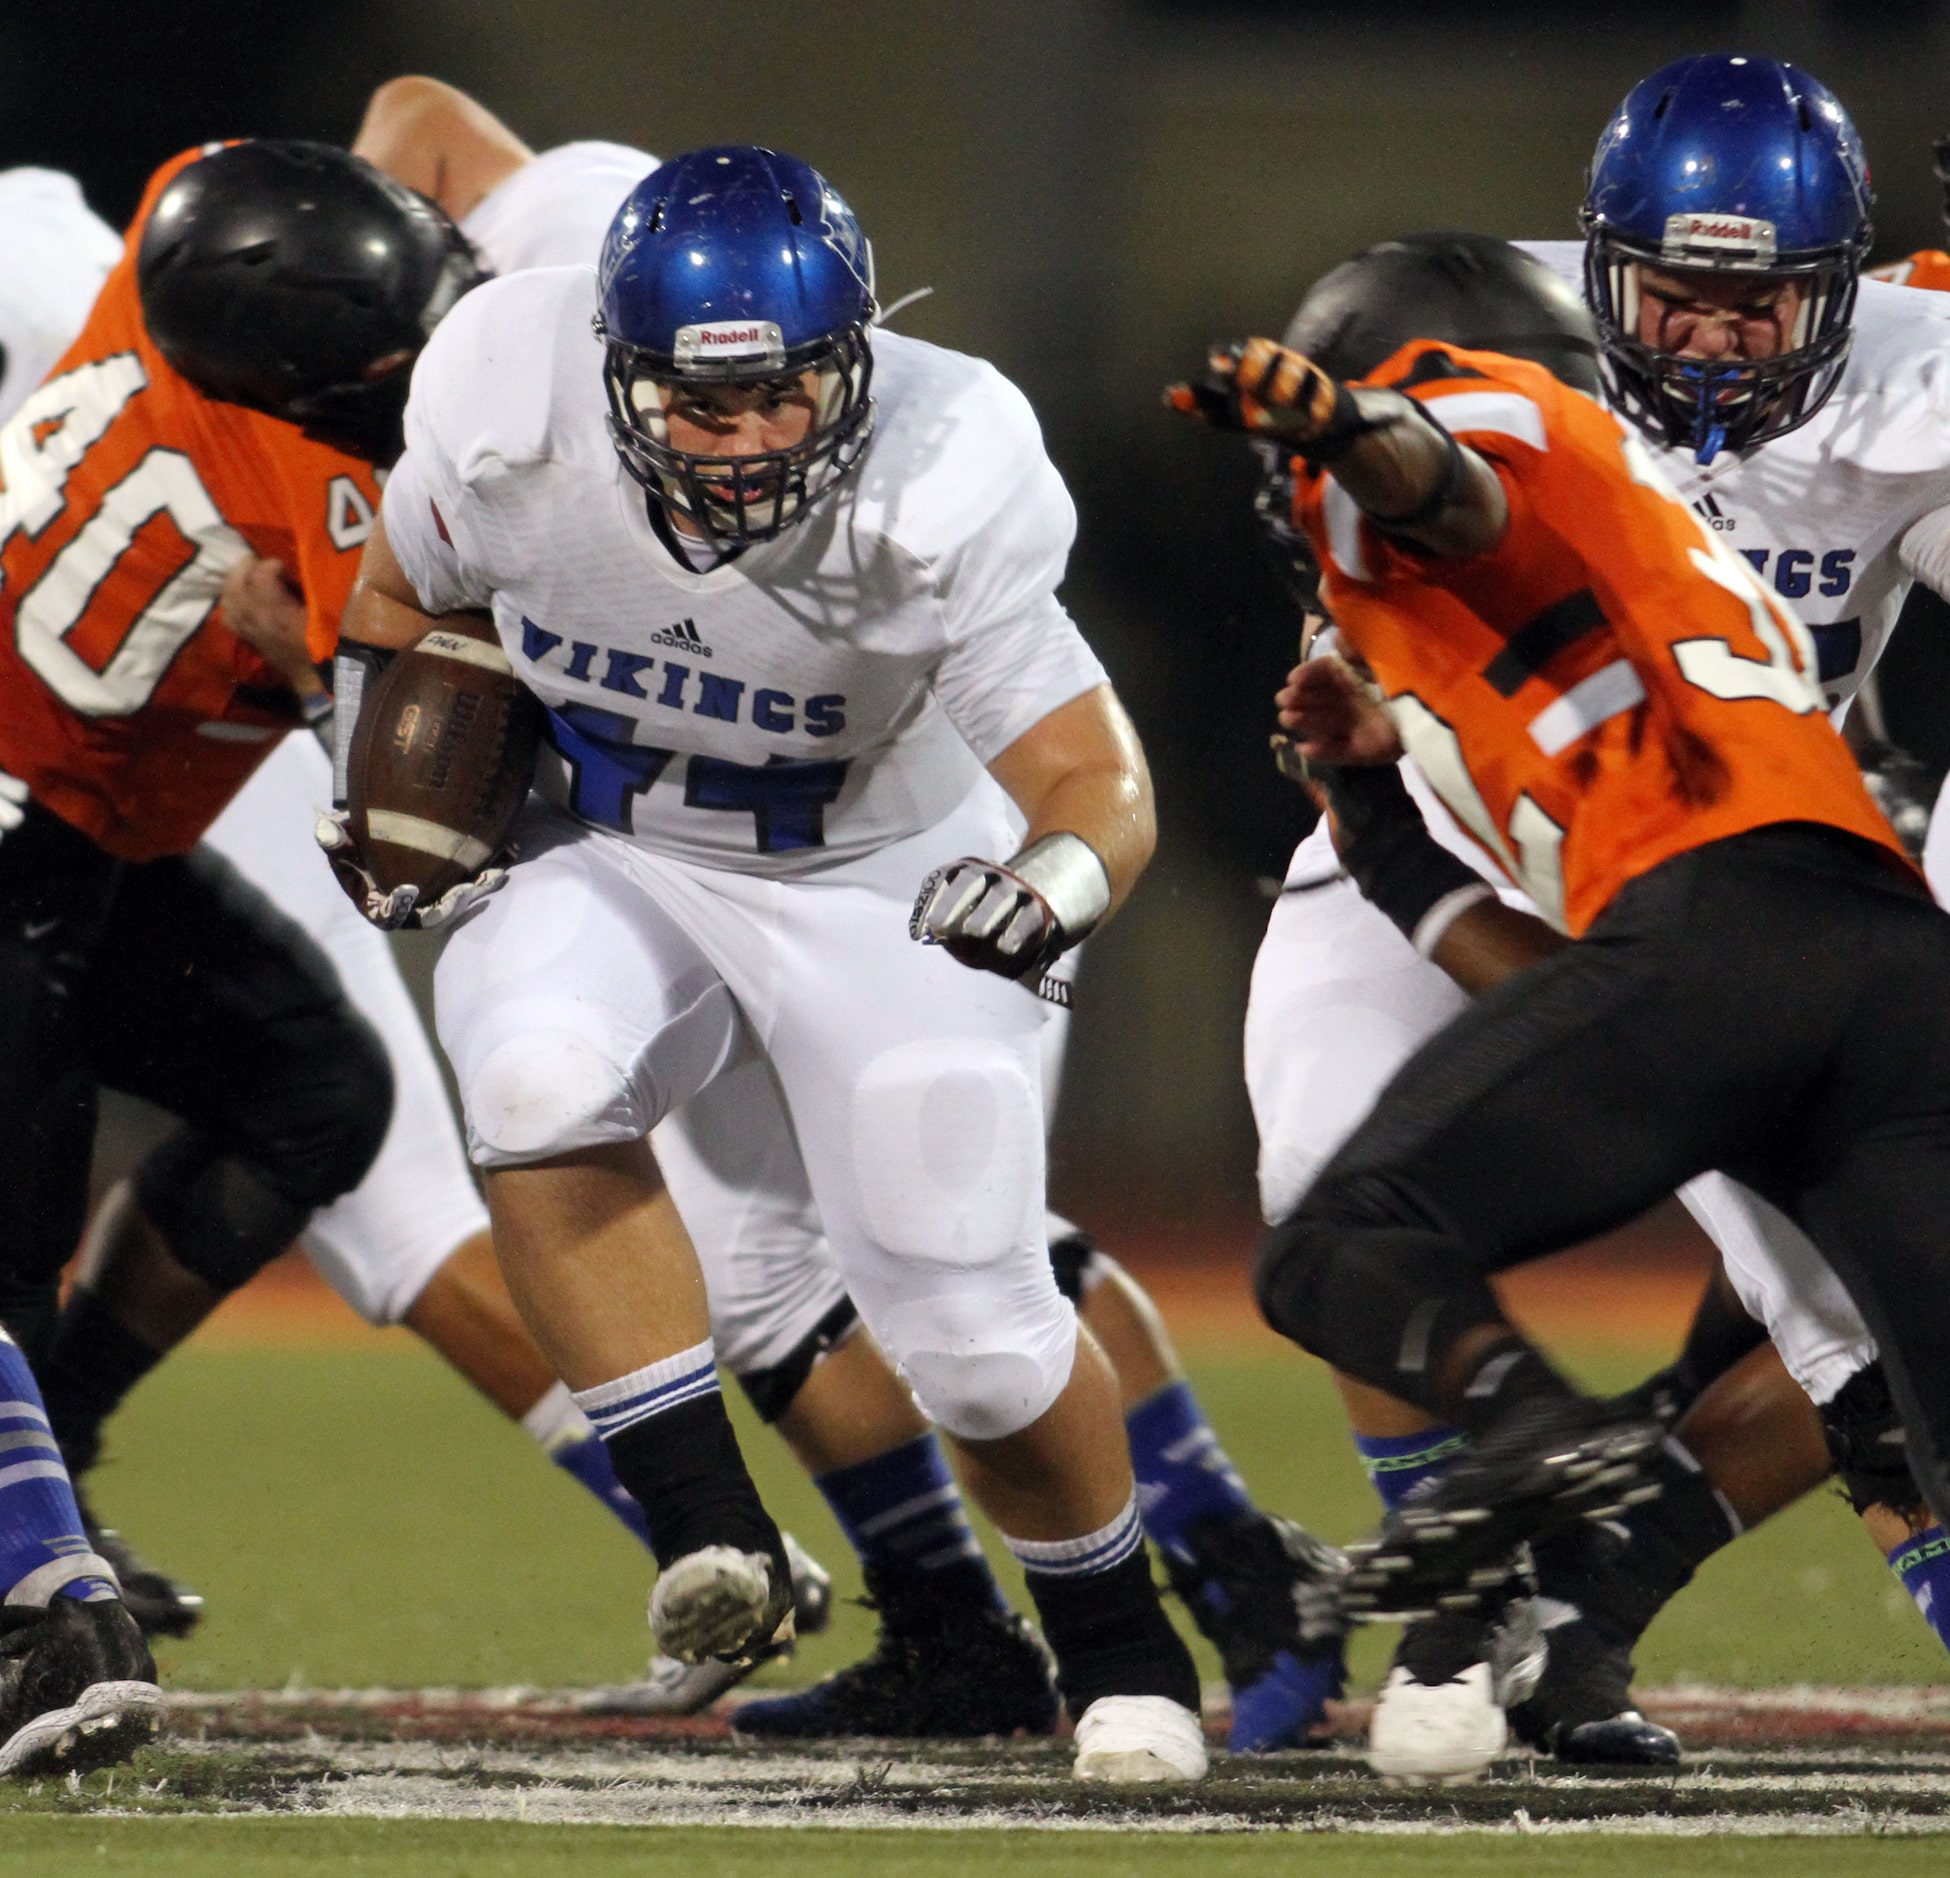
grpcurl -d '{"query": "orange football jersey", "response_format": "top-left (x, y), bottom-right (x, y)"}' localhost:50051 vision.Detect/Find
top-left (0, 146), bottom-right (387, 861)
top-left (1296, 342), bottom-right (1908, 937)
top-left (1868, 251), bottom-right (1950, 292)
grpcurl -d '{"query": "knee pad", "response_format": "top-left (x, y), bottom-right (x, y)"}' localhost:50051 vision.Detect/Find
top-left (1255, 1172), bottom-right (1503, 1397)
top-left (880, 1287), bottom-right (1078, 1441)
top-left (733, 1297), bottom-right (861, 1424)
top-left (135, 1127), bottom-right (315, 1294)
top-left (465, 1030), bottom-right (642, 1165)
top-left (1821, 1360), bottom-right (1926, 1520)
top-left (242, 1003), bottom-right (395, 1209)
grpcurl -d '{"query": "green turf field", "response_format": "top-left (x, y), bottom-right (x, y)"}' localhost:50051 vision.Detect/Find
top-left (8, 1819), bottom-right (1950, 1877)
top-left (74, 1332), bottom-right (1943, 1696)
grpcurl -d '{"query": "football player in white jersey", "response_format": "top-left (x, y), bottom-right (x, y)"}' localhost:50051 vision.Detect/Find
top-left (190, 81), bottom-right (1347, 1751)
top-left (324, 141), bottom-right (1211, 1781)
top-left (1232, 53), bottom-right (1950, 1780)
top-left (7, 98), bottom-right (838, 1667)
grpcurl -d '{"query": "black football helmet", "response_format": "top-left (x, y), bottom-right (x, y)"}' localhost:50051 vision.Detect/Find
top-left (1254, 233), bottom-right (1601, 598)
top-left (137, 140), bottom-right (486, 464)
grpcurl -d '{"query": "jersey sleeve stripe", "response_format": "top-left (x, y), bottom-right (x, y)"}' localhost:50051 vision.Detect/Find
top-left (1527, 658), bottom-right (1646, 756)
top-left (1484, 587), bottom-right (1609, 697)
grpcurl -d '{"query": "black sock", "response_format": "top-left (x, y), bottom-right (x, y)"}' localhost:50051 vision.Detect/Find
top-left (602, 1392), bottom-right (780, 1571)
top-left (1531, 1438), bottom-right (1739, 1648)
top-left (38, 1292), bottom-right (165, 1475)
top-left (1022, 1550), bottom-right (1200, 1720)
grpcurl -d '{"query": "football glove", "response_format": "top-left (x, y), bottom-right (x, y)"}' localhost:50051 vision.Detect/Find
top-left (1166, 338), bottom-right (1401, 463)
top-left (911, 832), bottom-right (1110, 980)
top-left (315, 808), bottom-right (508, 932)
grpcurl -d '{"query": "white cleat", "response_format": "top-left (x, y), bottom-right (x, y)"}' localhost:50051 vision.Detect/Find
top-left (583, 1532), bottom-right (831, 1715)
top-left (647, 1546), bottom-right (785, 1666)
top-left (1071, 1694), bottom-right (1209, 1783)
top-left (1367, 1659), bottom-right (1506, 1785)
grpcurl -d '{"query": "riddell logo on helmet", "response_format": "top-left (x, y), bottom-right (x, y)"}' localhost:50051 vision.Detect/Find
top-left (673, 319), bottom-right (787, 367)
top-left (1662, 212), bottom-right (1778, 263)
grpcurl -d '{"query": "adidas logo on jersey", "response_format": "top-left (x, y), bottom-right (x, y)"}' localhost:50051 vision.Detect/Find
top-left (646, 618), bottom-right (713, 659)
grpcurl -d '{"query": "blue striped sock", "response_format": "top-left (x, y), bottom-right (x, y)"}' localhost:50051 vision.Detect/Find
top-left (1126, 1380), bottom-right (1255, 1562)
top-left (1354, 1425), bottom-right (1469, 1514)
top-left (0, 1331), bottom-right (116, 1604)
top-left (571, 1339), bottom-right (720, 1441)
top-left (1890, 1525), bottom-right (1950, 1655)
top-left (818, 1434), bottom-right (1004, 1609)
top-left (1005, 1493), bottom-right (1147, 1580)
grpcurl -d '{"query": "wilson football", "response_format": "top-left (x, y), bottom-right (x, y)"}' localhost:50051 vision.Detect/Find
top-left (344, 619), bottom-right (543, 909)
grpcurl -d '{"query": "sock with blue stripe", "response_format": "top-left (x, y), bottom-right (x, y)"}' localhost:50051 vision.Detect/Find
top-left (1354, 1424), bottom-right (1469, 1514)
top-left (817, 1433), bottom-right (1004, 1611)
top-left (1890, 1525), bottom-right (1950, 1655)
top-left (1009, 1495), bottom-right (1200, 1717)
top-left (0, 1329), bottom-right (117, 1605)
top-left (1126, 1379), bottom-right (1256, 1563)
top-left (522, 1381), bottom-right (651, 1551)
top-left (572, 1340), bottom-right (776, 1570)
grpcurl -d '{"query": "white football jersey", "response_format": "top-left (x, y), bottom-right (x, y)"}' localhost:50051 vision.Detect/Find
top-left (460, 141), bottom-right (654, 274)
top-left (1525, 239), bottom-right (1950, 713)
top-left (0, 169), bottom-right (121, 426)
top-left (384, 265), bottom-right (1106, 876)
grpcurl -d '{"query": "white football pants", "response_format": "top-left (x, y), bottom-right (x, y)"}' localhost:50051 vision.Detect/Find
top-left (435, 786), bottom-right (1076, 1441)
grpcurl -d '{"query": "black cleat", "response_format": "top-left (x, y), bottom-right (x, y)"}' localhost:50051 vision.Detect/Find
top-left (84, 1521), bottom-right (203, 1640)
top-left (1507, 1618), bottom-right (1680, 1766)
top-left (1162, 1509), bottom-right (1348, 1751)
top-left (0, 1597), bottom-right (161, 1778)
top-left (1344, 1398), bottom-right (1663, 1620)
top-left (732, 1567), bottom-right (1059, 1740)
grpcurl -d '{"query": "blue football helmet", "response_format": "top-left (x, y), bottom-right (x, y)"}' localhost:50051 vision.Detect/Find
top-left (1581, 54), bottom-right (1873, 463)
top-left (595, 145), bottom-right (877, 550)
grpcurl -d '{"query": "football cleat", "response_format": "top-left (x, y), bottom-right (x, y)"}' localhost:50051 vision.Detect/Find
top-left (1161, 1508), bottom-right (1348, 1751)
top-left (0, 1597), bottom-right (161, 1778)
top-left (580, 1531), bottom-right (831, 1716)
top-left (732, 1566), bottom-right (1059, 1740)
top-left (74, 1492), bottom-right (203, 1640)
top-left (1366, 1597), bottom-right (1545, 1785)
top-left (1507, 1617), bottom-right (1681, 1766)
top-left (648, 1543), bottom-right (795, 1667)
top-left (1071, 1694), bottom-right (1209, 1783)
top-left (1344, 1398), bottom-right (1662, 1619)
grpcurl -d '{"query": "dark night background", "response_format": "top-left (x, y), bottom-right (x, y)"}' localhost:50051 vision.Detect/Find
top-left (6, 0), bottom-right (1950, 1215)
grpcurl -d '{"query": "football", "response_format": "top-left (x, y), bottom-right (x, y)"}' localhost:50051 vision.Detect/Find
top-left (343, 617), bottom-right (543, 910)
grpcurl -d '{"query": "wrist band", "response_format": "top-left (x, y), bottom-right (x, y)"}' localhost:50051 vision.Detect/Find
top-left (1009, 832), bottom-right (1112, 943)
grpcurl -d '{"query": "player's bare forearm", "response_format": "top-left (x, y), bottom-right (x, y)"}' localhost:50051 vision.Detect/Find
top-left (988, 685), bottom-right (1156, 915)
top-left (352, 75), bottom-right (532, 222)
top-left (1429, 898), bottom-right (1567, 997)
top-left (341, 510), bottom-right (467, 650)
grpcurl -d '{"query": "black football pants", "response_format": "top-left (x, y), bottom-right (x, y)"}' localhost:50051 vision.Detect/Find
top-left (0, 797), bottom-right (392, 1364)
top-left (1257, 821), bottom-right (1950, 1528)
